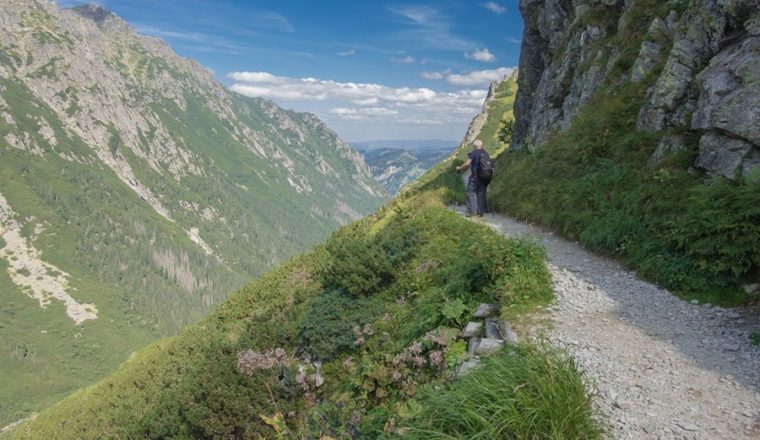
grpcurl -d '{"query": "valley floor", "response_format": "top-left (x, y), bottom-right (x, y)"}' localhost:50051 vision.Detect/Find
top-left (452, 207), bottom-right (760, 440)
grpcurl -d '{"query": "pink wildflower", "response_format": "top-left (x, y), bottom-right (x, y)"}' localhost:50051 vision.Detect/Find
top-left (413, 355), bottom-right (426, 367)
top-left (409, 342), bottom-right (423, 355)
top-left (429, 350), bottom-right (444, 368)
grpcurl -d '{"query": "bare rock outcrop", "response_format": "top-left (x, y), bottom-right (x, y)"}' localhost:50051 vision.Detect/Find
top-left (512, 0), bottom-right (760, 179)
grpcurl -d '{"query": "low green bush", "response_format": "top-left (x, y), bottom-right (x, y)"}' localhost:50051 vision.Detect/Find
top-left (296, 288), bottom-right (382, 360)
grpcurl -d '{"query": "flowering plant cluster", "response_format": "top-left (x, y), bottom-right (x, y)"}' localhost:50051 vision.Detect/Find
top-left (236, 348), bottom-right (289, 375)
top-left (352, 323), bottom-right (374, 346)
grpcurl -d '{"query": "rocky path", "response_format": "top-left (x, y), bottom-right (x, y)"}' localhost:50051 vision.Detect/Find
top-left (453, 207), bottom-right (760, 440)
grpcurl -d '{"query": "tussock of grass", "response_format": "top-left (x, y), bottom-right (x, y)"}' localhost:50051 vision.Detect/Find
top-left (396, 343), bottom-right (603, 440)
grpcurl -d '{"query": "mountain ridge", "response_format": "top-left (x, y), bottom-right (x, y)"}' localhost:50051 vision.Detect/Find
top-left (0, 0), bottom-right (383, 425)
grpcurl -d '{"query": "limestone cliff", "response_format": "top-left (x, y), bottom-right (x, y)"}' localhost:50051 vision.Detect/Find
top-left (513, 0), bottom-right (759, 180)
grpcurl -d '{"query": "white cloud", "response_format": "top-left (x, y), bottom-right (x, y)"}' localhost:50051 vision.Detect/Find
top-left (228, 71), bottom-right (485, 107)
top-left (353, 98), bottom-right (379, 106)
top-left (337, 49), bottom-right (356, 56)
top-left (396, 117), bottom-right (447, 125)
top-left (481, 2), bottom-right (507, 14)
top-left (507, 37), bottom-right (522, 44)
top-left (419, 67), bottom-right (515, 86)
top-left (329, 107), bottom-right (399, 120)
top-left (420, 71), bottom-right (445, 80)
top-left (447, 67), bottom-right (515, 86)
top-left (227, 70), bottom-right (489, 129)
top-left (391, 55), bottom-right (416, 64)
top-left (465, 48), bottom-right (496, 63)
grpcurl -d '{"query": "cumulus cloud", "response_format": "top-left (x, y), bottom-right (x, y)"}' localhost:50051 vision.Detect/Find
top-left (228, 71), bottom-right (489, 126)
top-left (419, 67), bottom-right (515, 86)
top-left (465, 48), bottom-right (496, 62)
top-left (229, 71), bottom-right (483, 106)
top-left (420, 70), bottom-right (445, 80)
top-left (481, 2), bottom-right (507, 14)
top-left (447, 67), bottom-right (514, 85)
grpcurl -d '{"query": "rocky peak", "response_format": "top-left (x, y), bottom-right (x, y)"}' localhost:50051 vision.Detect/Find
top-left (460, 71), bottom-right (517, 146)
top-left (68, 4), bottom-right (119, 26)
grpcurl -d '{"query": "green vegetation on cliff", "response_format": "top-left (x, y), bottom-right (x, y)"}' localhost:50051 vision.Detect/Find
top-left (489, 82), bottom-right (759, 305)
top-left (481, 1), bottom-right (759, 305)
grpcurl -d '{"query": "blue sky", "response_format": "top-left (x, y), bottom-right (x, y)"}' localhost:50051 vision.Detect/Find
top-left (60, 0), bottom-right (524, 142)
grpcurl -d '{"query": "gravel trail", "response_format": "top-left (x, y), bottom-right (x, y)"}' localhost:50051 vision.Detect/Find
top-left (454, 207), bottom-right (760, 439)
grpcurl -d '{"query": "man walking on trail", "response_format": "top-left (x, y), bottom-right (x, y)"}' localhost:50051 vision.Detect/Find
top-left (456, 139), bottom-right (492, 217)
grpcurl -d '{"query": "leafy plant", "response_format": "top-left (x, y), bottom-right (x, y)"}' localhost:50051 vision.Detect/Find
top-left (440, 298), bottom-right (466, 325)
top-left (498, 118), bottom-right (515, 145)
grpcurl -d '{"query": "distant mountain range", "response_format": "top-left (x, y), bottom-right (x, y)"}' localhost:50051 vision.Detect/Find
top-left (358, 147), bottom-right (452, 195)
top-left (0, 1), bottom-right (383, 425)
top-left (351, 139), bottom-right (457, 151)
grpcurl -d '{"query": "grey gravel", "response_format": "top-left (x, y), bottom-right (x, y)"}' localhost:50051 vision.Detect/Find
top-left (454, 207), bottom-right (760, 440)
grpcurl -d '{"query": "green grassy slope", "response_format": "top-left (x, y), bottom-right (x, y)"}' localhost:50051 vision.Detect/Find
top-left (0, 1), bottom-right (384, 426)
top-left (7, 162), bottom-right (601, 439)
top-left (485, 2), bottom-right (759, 305)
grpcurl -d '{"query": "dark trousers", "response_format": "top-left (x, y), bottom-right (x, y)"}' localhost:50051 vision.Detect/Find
top-left (466, 177), bottom-right (489, 215)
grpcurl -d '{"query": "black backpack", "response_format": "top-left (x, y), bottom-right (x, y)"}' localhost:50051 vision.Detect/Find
top-left (477, 150), bottom-right (494, 182)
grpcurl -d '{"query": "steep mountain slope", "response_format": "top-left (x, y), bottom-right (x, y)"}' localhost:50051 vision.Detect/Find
top-left (359, 147), bottom-right (451, 195)
top-left (460, 71), bottom-right (517, 150)
top-left (4, 144), bottom-right (601, 440)
top-left (0, 0), bottom-right (383, 425)
top-left (485, 0), bottom-right (760, 302)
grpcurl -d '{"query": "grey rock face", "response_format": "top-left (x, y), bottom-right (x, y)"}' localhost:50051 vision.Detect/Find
top-left (695, 133), bottom-right (756, 180)
top-left (631, 41), bottom-right (663, 83)
top-left (693, 37), bottom-right (759, 136)
top-left (512, 0), bottom-right (760, 180)
top-left (513, 0), bottom-right (612, 149)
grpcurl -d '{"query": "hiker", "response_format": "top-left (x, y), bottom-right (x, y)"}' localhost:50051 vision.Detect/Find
top-left (456, 139), bottom-right (493, 217)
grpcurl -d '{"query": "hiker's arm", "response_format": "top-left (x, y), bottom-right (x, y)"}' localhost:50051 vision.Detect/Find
top-left (457, 159), bottom-right (472, 172)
